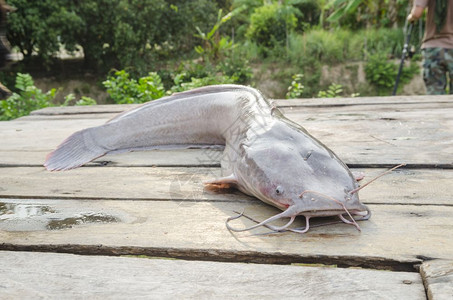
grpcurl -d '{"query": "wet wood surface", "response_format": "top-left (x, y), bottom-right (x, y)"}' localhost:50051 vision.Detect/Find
top-left (1, 95), bottom-right (452, 298)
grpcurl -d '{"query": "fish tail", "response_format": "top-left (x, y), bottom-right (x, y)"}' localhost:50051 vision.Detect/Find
top-left (44, 129), bottom-right (107, 171)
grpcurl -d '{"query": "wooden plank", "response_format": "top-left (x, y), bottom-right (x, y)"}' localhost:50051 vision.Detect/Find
top-left (0, 251), bottom-right (425, 299)
top-left (21, 98), bottom-right (453, 120)
top-left (420, 260), bottom-right (453, 300)
top-left (2, 108), bottom-right (452, 167)
top-left (30, 104), bottom-right (135, 115)
top-left (0, 118), bottom-right (107, 151)
top-left (17, 113), bottom-right (117, 121)
top-left (20, 102), bottom-right (453, 121)
top-left (0, 149), bottom-right (223, 167)
top-left (1, 146), bottom-right (450, 169)
top-left (1, 199), bottom-right (452, 267)
top-left (0, 166), bottom-right (251, 202)
top-left (283, 104), bottom-right (453, 115)
top-left (29, 94), bottom-right (453, 116)
top-left (283, 107), bottom-right (453, 167)
top-left (276, 95), bottom-right (453, 107)
top-left (0, 167), bottom-right (452, 206)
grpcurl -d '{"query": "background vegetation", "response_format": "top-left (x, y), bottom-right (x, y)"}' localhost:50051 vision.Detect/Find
top-left (1, 0), bottom-right (425, 120)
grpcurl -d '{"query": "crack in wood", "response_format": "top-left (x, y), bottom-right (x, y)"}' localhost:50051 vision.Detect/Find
top-left (2, 163), bottom-right (452, 169)
top-left (0, 243), bottom-right (421, 272)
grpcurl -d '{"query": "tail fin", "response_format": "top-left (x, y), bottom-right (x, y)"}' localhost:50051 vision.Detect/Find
top-left (44, 129), bottom-right (107, 171)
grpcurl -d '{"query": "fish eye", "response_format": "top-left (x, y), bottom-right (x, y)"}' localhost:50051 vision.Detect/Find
top-left (275, 186), bottom-right (284, 195)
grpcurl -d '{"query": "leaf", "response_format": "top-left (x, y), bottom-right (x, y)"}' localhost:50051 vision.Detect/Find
top-left (326, 7), bottom-right (346, 23)
top-left (345, 0), bottom-right (363, 13)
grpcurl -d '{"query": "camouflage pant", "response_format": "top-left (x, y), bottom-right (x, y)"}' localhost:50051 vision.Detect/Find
top-left (422, 48), bottom-right (453, 95)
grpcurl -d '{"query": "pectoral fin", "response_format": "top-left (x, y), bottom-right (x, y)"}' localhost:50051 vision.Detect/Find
top-left (204, 174), bottom-right (238, 189)
top-left (352, 171), bottom-right (365, 182)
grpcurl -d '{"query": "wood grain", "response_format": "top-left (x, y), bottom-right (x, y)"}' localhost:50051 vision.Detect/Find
top-left (0, 251), bottom-right (425, 299)
top-left (2, 95), bottom-right (453, 298)
top-left (2, 101), bottom-right (453, 167)
top-left (0, 166), bottom-right (451, 206)
top-left (420, 260), bottom-right (453, 300)
top-left (1, 199), bottom-right (452, 267)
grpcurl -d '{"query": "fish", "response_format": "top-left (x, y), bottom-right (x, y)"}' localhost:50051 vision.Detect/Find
top-left (44, 84), bottom-right (370, 233)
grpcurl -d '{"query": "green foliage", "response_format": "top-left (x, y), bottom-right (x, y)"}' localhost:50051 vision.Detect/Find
top-left (327, 0), bottom-right (362, 23)
top-left (365, 54), bottom-right (396, 90)
top-left (194, 7), bottom-right (244, 62)
top-left (157, 0), bottom-right (221, 55)
top-left (73, 0), bottom-right (168, 74)
top-left (62, 94), bottom-right (97, 106)
top-left (191, 6), bottom-right (252, 85)
top-left (62, 93), bottom-right (76, 106)
top-left (7, 0), bottom-right (222, 73)
top-left (76, 96), bottom-right (97, 106)
top-left (169, 73), bottom-right (235, 93)
top-left (103, 70), bottom-right (165, 104)
top-left (325, 0), bottom-right (411, 29)
top-left (281, 27), bottom-right (407, 72)
top-left (4, 0), bottom-right (421, 99)
top-left (286, 74), bottom-right (305, 99)
top-left (300, 29), bottom-right (348, 63)
top-left (0, 73), bottom-right (56, 120)
top-left (317, 83), bottom-right (343, 98)
top-left (365, 53), bottom-right (419, 95)
top-left (7, 0), bottom-right (83, 64)
top-left (247, 3), bottom-right (298, 48)
top-left (103, 69), bottom-right (238, 102)
top-left (217, 55), bottom-right (253, 84)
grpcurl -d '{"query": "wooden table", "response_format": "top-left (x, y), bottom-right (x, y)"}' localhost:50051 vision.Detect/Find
top-left (1, 95), bottom-right (452, 299)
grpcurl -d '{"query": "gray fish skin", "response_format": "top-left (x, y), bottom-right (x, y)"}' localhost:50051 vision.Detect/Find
top-left (45, 84), bottom-right (367, 219)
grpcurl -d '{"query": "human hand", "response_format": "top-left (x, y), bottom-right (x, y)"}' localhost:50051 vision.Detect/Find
top-left (407, 14), bottom-right (416, 22)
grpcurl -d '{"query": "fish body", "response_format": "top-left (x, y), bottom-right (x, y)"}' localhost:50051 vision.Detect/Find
top-left (45, 85), bottom-right (369, 231)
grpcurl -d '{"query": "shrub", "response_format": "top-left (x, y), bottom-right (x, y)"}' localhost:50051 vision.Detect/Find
top-left (103, 69), bottom-right (238, 102)
top-left (103, 70), bottom-right (165, 104)
top-left (300, 29), bottom-right (349, 63)
top-left (365, 54), bottom-right (396, 90)
top-left (76, 96), bottom-right (97, 106)
top-left (286, 74), bottom-right (305, 99)
top-left (365, 53), bottom-right (419, 95)
top-left (360, 28), bottom-right (404, 58)
top-left (0, 73), bottom-right (57, 120)
top-left (217, 54), bottom-right (253, 84)
top-left (269, 27), bottom-right (409, 70)
top-left (246, 3), bottom-right (297, 48)
top-left (169, 72), bottom-right (236, 93)
top-left (317, 83), bottom-right (343, 98)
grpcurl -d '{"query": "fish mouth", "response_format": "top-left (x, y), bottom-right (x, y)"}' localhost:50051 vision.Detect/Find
top-left (226, 202), bottom-right (370, 234)
top-left (300, 207), bottom-right (370, 218)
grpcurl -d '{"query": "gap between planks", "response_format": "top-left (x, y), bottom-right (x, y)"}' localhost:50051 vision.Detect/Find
top-left (0, 244), bottom-right (421, 273)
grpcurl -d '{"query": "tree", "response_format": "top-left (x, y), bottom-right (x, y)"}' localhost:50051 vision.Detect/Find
top-left (326, 0), bottom-right (409, 29)
top-left (6, 0), bottom-right (222, 73)
top-left (7, 0), bottom-right (83, 63)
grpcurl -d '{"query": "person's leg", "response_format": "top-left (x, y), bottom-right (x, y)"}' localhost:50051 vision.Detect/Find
top-left (445, 49), bottom-right (453, 94)
top-left (423, 48), bottom-right (447, 95)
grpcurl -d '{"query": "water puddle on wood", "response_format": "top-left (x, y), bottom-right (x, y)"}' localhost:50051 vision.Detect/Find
top-left (0, 199), bottom-right (123, 231)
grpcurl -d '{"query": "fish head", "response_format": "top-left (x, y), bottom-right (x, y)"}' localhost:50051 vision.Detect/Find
top-left (236, 120), bottom-right (368, 218)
